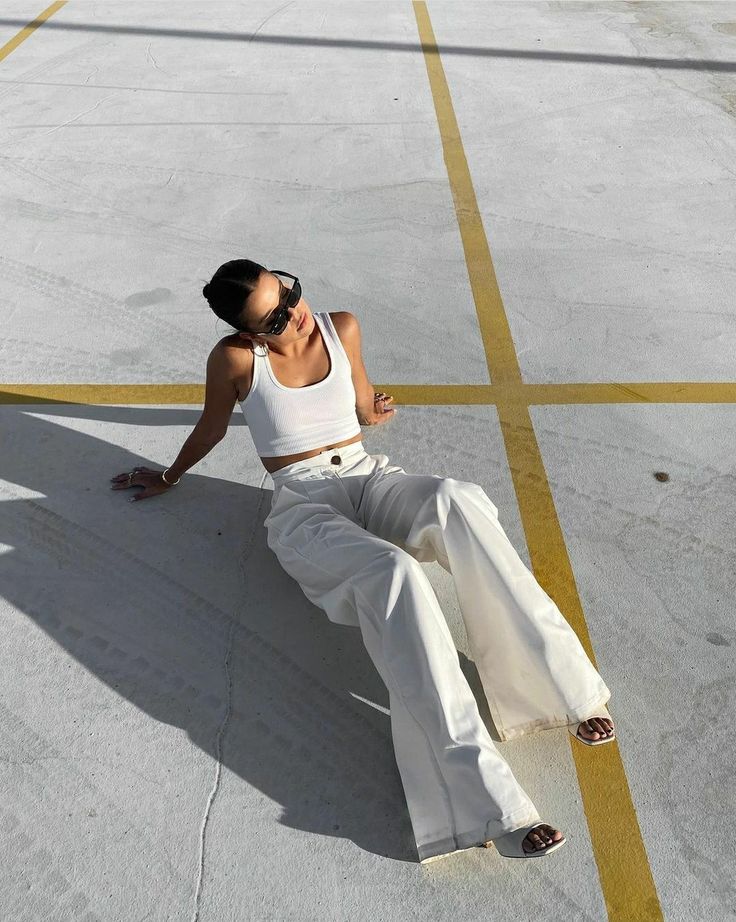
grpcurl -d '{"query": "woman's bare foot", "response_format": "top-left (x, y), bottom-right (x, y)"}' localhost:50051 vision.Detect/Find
top-left (522, 824), bottom-right (564, 853)
top-left (577, 717), bottom-right (614, 741)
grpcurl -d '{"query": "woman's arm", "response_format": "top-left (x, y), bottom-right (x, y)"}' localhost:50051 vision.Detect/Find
top-left (162, 342), bottom-right (237, 480)
top-left (110, 426), bottom-right (223, 502)
top-left (164, 427), bottom-right (224, 482)
top-left (338, 312), bottom-right (383, 422)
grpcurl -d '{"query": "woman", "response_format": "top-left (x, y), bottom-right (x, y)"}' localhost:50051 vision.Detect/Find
top-left (111, 259), bottom-right (615, 865)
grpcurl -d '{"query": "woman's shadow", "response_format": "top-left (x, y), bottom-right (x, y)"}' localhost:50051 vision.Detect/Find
top-left (1, 398), bottom-right (502, 864)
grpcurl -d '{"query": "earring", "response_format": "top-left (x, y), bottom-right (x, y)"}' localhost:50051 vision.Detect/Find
top-left (253, 341), bottom-right (269, 356)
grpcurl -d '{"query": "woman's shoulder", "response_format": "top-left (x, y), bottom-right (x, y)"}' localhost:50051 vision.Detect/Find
top-left (327, 310), bottom-right (349, 327)
top-left (325, 310), bottom-right (355, 344)
top-left (217, 334), bottom-right (253, 402)
top-left (219, 332), bottom-right (254, 357)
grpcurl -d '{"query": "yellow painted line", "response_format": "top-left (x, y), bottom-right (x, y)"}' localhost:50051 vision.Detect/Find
top-left (0, 1), bottom-right (68, 64)
top-left (2, 381), bottom-right (736, 406)
top-left (498, 400), bottom-right (664, 921)
top-left (0, 385), bottom-right (209, 405)
top-left (416, 14), bottom-right (521, 386)
top-left (521, 381), bottom-right (736, 405)
top-left (412, 2), bottom-right (663, 920)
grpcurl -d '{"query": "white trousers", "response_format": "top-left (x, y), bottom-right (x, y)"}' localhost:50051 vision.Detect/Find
top-left (264, 441), bottom-right (611, 863)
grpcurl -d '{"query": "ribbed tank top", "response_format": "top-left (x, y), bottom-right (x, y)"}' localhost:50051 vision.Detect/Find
top-left (238, 311), bottom-right (363, 457)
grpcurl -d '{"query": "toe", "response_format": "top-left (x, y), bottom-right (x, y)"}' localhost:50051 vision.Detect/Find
top-left (591, 719), bottom-right (609, 736)
top-left (523, 825), bottom-right (557, 852)
top-left (579, 721), bottom-right (602, 739)
top-left (579, 717), bottom-right (614, 739)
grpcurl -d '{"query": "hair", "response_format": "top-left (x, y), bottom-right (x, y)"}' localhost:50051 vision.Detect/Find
top-left (202, 259), bottom-right (267, 333)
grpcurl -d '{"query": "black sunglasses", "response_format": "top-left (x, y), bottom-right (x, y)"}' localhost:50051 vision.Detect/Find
top-left (243, 270), bottom-right (301, 336)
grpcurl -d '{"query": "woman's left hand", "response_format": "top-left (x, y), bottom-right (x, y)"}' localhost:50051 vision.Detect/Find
top-left (360, 393), bottom-right (397, 426)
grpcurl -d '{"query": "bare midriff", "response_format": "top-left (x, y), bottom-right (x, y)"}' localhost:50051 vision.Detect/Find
top-left (260, 431), bottom-right (364, 474)
top-left (224, 312), bottom-right (364, 475)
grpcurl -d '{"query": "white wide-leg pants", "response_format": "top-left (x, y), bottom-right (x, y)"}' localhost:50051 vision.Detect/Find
top-left (263, 441), bottom-right (611, 863)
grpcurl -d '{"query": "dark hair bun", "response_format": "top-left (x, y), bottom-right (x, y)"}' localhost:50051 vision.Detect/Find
top-left (202, 283), bottom-right (211, 299)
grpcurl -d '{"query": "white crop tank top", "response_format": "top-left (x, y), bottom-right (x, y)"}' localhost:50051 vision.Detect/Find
top-left (238, 311), bottom-right (363, 457)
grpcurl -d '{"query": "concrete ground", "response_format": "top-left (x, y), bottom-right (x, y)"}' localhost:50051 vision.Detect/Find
top-left (1, 2), bottom-right (735, 920)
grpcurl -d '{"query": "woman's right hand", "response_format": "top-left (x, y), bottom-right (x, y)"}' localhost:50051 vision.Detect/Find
top-left (110, 465), bottom-right (175, 502)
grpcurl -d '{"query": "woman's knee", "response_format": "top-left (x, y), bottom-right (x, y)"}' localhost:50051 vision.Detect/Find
top-left (435, 477), bottom-right (499, 518)
top-left (372, 544), bottom-right (422, 579)
top-left (352, 545), bottom-right (432, 602)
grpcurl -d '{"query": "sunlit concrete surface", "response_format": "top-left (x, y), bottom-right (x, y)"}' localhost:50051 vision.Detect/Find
top-left (1, 2), bottom-right (735, 921)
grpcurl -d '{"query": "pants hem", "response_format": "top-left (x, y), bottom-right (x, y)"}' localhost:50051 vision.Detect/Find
top-left (417, 803), bottom-right (541, 864)
top-left (495, 688), bottom-right (612, 742)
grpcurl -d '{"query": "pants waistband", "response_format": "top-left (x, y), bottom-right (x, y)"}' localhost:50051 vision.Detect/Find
top-left (269, 441), bottom-right (368, 485)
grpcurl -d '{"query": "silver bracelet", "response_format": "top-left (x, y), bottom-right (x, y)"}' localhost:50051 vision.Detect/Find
top-left (161, 467), bottom-right (181, 486)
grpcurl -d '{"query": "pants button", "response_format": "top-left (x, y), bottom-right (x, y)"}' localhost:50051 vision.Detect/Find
top-left (331, 454), bottom-right (341, 465)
